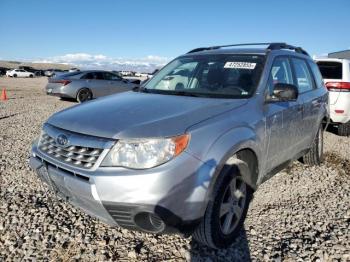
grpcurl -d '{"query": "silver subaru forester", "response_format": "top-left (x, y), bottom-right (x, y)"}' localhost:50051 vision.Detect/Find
top-left (30, 43), bottom-right (329, 249)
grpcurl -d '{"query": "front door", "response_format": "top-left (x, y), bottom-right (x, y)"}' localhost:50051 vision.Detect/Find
top-left (264, 56), bottom-right (303, 172)
top-left (103, 72), bottom-right (132, 95)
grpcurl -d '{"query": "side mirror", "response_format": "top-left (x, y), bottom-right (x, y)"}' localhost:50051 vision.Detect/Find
top-left (270, 83), bottom-right (298, 102)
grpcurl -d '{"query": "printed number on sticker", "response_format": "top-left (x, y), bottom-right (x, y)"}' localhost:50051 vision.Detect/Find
top-left (224, 62), bottom-right (256, 69)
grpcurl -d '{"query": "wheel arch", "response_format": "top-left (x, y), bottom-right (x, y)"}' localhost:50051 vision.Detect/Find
top-left (207, 146), bottom-right (259, 199)
top-left (76, 87), bottom-right (93, 100)
top-left (200, 126), bottom-right (262, 210)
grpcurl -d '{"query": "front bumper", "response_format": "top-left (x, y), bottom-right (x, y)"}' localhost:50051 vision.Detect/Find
top-left (30, 144), bottom-right (211, 234)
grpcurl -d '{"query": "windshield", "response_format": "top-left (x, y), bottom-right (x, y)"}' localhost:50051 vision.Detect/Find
top-left (143, 54), bottom-right (265, 98)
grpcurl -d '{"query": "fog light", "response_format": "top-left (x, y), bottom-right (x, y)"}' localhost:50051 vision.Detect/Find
top-left (134, 212), bottom-right (165, 233)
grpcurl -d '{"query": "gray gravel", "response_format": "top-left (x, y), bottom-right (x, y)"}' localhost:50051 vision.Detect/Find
top-left (0, 78), bottom-right (349, 261)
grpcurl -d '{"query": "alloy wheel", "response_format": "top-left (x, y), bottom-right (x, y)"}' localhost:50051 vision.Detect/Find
top-left (219, 176), bottom-right (247, 235)
top-left (78, 89), bottom-right (92, 102)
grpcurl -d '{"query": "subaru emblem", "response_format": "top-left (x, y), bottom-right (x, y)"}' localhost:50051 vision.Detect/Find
top-left (56, 134), bottom-right (69, 147)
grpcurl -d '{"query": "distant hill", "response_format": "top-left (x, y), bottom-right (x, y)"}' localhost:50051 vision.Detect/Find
top-left (0, 60), bottom-right (72, 70)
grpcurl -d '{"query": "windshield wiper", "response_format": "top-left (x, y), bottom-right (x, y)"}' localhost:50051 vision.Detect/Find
top-left (138, 88), bottom-right (201, 97)
top-left (168, 91), bottom-right (202, 97)
top-left (138, 86), bottom-right (149, 93)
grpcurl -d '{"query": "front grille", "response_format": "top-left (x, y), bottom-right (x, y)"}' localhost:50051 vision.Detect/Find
top-left (39, 132), bottom-right (103, 169)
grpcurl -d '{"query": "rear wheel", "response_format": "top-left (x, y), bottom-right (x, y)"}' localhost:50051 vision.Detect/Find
top-left (76, 88), bottom-right (92, 103)
top-left (192, 165), bottom-right (253, 249)
top-left (29, 74), bottom-right (33, 78)
top-left (303, 125), bottom-right (323, 166)
top-left (337, 121), bottom-right (350, 136)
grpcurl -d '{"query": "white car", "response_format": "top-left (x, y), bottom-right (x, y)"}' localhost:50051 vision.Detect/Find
top-left (69, 68), bottom-right (80, 72)
top-left (315, 58), bottom-right (350, 136)
top-left (6, 69), bottom-right (34, 78)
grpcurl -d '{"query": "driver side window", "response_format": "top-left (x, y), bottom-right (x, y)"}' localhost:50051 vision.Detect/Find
top-left (267, 57), bottom-right (293, 96)
top-left (104, 72), bottom-right (121, 81)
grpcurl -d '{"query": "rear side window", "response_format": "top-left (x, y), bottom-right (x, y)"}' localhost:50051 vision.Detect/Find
top-left (291, 58), bottom-right (314, 93)
top-left (316, 61), bottom-right (342, 79)
top-left (63, 72), bottom-right (81, 78)
top-left (82, 73), bottom-right (95, 79)
top-left (94, 72), bottom-right (104, 80)
top-left (82, 72), bottom-right (104, 80)
top-left (308, 61), bottom-right (324, 88)
top-left (104, 72), bottom-right (122, 81)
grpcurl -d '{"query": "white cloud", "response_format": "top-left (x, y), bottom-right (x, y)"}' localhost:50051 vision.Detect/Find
top-left (33, 53), bottom-right (171, 72)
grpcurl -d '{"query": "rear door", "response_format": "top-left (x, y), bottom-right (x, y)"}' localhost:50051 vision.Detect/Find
top-left (291, 58), bottom-right (322, 148)
top-left (82, 72), bottom-right (110, 97)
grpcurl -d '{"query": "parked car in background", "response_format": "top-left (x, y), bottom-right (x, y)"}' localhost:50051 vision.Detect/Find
top-left (6, 69), bottom-right (34, 78)
top-left (31, 43), bottom-right (328, 249)
top-left (69, 68), bottom-right (80, 72)
top-left (0, 67), bottom-right (10, 76)
top-left (19, 66), bottom-right (43, 77)
top-left (45, 70), bottom-right (139, 102)
top-left (35, 70), bottom-right (47, 77)
top-left (45, 69), bottom-right (67, 78)
top-left (135, 72), bottom-right (150, 78)
top-left (148, 69), bottom-right (159, 78)
top-left (315, 58), bottom-right (350, 136)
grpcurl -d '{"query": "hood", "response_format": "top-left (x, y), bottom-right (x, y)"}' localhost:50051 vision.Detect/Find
top-left (47, 92), bottom-right (247, 139)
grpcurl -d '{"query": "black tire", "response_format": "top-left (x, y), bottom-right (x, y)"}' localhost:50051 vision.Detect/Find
top-left (13, 74), bottom-right (17, 78)
top-left (192, 165), bottom-right (253, 249)
top-left (303, 125), bottom-right (323, 166)
top-left (29, 74), bottom-right (33, 78)
top-left (76, 88), bottom-right (92, 103)
top-left (337, 121), bottom-right (350, 136)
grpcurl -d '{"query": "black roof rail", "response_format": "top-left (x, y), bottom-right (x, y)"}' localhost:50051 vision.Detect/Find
top-left (267, 42), bottom-right (310, 56)
top-left (187, 43), bottom-right (271, 54)
top-left (187, 42), bottom-right (310, 57)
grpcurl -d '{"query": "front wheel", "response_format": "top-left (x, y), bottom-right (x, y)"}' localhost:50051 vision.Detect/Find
top-left (13, 74), bottom-right (17, 78)
top-left (192, 165), bottom-right (253, 249)
top-left (76, 88), bottom-right (92, 103)
top-left (29, 74), bottom-right (33, 78)
top-left (302, 125), bottom-right (323, 166)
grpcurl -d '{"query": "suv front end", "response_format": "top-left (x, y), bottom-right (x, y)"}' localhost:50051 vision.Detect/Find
top-left (30, 123), bottom-right (209, 234)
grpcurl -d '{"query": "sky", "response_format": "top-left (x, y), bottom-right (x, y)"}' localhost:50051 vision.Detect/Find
top-left (0, 0), bottom-right (349, 71)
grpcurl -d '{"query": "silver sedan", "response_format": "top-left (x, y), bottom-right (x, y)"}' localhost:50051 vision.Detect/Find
top-left (45, 70), bottom-right (139, 102)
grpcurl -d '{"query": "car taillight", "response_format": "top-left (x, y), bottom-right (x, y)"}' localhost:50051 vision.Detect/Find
top-left (50, 79), bottom-right (71, 86)
top-left (325, 82), bottom-right (350, 91)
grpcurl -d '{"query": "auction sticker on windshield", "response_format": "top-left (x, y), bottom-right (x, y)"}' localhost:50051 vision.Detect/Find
top-left (224, 62), bottom-right (256, 69)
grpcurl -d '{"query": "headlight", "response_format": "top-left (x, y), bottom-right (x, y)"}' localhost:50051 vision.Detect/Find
top-left (101, 134), bottom-right (190, 169)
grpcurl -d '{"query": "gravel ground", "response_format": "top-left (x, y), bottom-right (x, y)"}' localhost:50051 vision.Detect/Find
top-left (0, 77), bottom-right (349, 261)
